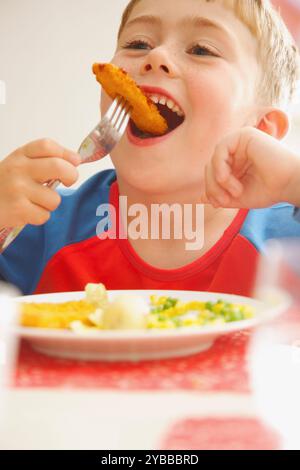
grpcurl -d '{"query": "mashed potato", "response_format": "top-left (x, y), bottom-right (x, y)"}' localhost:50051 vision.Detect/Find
top-left (101, 294), bottom-right (148, 330)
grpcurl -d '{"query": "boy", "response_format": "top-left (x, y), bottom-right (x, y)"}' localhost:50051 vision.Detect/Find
top-left (0, 0), bottom-right (300, 297)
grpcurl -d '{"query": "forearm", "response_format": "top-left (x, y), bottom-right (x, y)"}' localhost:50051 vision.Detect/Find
top-left (281, 150), bottom-right (300, 206)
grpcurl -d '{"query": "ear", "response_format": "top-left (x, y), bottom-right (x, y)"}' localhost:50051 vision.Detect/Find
top-left (256, 109), bottom-right (289, 140)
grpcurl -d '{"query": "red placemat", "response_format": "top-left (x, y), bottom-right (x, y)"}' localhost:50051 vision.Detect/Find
top-left (15, 330), bottom-right (251, 392)
top-left (14, 307), bottom-right (300, 392)
top-left (159, 417), bottom-right (282, 450)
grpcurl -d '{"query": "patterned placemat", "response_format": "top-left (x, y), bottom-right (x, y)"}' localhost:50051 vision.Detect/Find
top-left (15, 330), bottom-right (251, 392)
top-left (159, 417), bottom-right (282, 450)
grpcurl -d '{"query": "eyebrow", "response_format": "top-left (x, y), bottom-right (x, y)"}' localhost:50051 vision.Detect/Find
top-left (124, 14), bottom-right (235, 43)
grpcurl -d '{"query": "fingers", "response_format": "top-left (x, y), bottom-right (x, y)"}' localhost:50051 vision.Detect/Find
top-left (25, 203), bottom-right (52, 226)
top-left (212, 139), bottom-right (244, 195)
top-left (27, 157), bottom-right (79, 187)
top-left (9, 198), bottom-right (52, 227)
top-left (210, 143), bottom-right (232, 185)
top-left (218, 172), bottom-right (244, 199)
top-left (27, 181), bottom-right (62, 212)
top-left (205, 164), bottom-right (232, 207)
top-left (5, 180), bottom-right (62, 227)
top-left (21, 139), bottom-right (81, 166)
top-left (0, 138), bottom-right (80, 228)
top-left (205, 163), bottom-right (243, 208)
top-left (204, 135), bottom-right (246, 208)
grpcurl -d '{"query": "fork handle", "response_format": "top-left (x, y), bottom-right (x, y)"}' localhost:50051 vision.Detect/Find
top-left (0, 179), bottom-right (60, 253)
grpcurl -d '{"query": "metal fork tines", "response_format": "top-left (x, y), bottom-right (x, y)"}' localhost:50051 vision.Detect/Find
top-left (0, 95), bottom-right (131, 253)
top-left (78, 96), bottom-right (131, 163)
top-left (49, 95), bottom-right (131, 178)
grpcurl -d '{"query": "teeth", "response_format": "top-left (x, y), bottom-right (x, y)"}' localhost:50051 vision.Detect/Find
top-left (175, 107), bottom-right (184, 117)
top-left (148, 94), bottom-right (184, 117)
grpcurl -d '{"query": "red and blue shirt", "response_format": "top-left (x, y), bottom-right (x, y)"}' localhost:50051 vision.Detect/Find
top-left (1, 169), bottom-right (299, 296)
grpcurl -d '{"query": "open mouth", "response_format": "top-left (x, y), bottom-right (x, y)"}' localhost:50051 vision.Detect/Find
top-left (130, 93), bottom-right (185, 139)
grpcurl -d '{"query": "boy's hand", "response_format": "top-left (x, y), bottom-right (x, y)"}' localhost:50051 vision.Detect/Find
top-left (204, 127), bottom-right (300, 209)
top-left (0, 139), bottom-right (80, 228)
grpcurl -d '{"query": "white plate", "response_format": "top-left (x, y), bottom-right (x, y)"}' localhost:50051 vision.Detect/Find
top-left (14, 290), bottom-right (289, 362)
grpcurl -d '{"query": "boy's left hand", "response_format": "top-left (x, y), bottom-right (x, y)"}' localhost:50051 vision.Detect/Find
top-left (203, 127), bottom-right (300, 209)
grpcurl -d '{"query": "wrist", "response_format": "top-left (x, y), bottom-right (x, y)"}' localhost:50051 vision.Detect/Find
top-left (281, 154), bottom-right (300, 206)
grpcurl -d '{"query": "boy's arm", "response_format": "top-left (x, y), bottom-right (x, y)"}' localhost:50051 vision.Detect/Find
top-left (0, 169), bottom-right (117, 294)
top-left (0, 139), bottom-right (80, 292)
top-left (283, 160), bottom-right (300, 207)
top-left (0, 223), bottom-right (48, 294)
top-left (0, 186), bottom-right (77, 295)
top-left (204, 127), bottom-right (300, 209)
top-left (0, 139), bottom-right (80, 229)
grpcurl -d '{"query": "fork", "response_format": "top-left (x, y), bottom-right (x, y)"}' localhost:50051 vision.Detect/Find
top-left (0, 96), bottom-right (131, 253)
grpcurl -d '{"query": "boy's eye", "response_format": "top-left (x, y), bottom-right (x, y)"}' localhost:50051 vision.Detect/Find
top-left (121, 40), bottom-right (219, 57)
top-left (122, 40), bottom-right (151, 50)
top-left (188, 44), bottom-right (219, 57)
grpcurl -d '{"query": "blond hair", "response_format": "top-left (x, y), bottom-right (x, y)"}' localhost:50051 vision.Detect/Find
top-left (118, 0), bottom-right (299, 108)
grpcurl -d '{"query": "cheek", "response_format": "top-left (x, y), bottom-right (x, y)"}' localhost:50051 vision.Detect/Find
top-left (186, 69), bottom-right (243, 149)
top-left (183, 70), bottom-right (242, 166)
top-left (188, 71), bottom-right (234, 119)
top-left (111, 53), bottom-right (140, 78)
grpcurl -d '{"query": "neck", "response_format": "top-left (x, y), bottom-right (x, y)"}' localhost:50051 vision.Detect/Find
top-left (116, 176), bottom-right (240, 269)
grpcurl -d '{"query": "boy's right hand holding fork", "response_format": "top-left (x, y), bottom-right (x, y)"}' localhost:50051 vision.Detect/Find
top-left (0, 139), bottom-right (80, 229)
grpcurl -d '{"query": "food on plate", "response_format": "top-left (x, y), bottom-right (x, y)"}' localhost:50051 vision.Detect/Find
top-left (148, 295), bottom-right (254, 329)
top-left (20, 300), bottom-right (97, 329)
top-left (102, 294), bottom-right (148, 330)
top-left (92, 62), bottom-right (168, 136)
top-left (20, 283), bottom-right (107, 330)
top-left (19, 283), bottom-right (255, 332)
top-left (85, 282), bottom-right (108, 307)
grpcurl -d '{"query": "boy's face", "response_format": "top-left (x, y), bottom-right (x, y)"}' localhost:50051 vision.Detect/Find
top-left (101, 0), bottom-right (260, 195)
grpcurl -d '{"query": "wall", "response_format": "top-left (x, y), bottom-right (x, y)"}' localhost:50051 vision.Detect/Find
top-left (0, 0), bottom-right (129, 185)
top-left (1, 0), bottom-right (300, 188)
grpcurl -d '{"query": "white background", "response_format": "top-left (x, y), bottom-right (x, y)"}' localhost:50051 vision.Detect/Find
top-left (1, 0), bottom-right (300, 186)
top-left (0, 0), bottom-right (130, 184)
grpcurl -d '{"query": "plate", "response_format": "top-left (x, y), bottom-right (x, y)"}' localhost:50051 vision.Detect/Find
top-left (14, 290), bottom-right (289, 362)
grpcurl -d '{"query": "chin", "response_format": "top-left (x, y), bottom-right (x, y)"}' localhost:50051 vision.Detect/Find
top-left (113, 157), bottom-right (196, 196)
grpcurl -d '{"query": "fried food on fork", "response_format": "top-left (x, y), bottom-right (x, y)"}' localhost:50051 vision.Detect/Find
top-left (92, 63), bottom-right (168, 136)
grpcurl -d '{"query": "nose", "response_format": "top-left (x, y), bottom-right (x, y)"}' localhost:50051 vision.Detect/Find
top-left (140, 47), bottom-right (179, 78)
